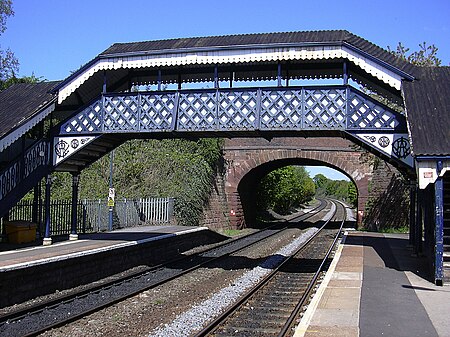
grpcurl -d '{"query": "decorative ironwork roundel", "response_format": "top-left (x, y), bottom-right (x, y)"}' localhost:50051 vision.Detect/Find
top-left (71, 139), bottom-right (80, 149)
top-left (392, 137), bottom-right (411, 158)
top-left (378, 136), bottom-right (390, 148)
top-left (364, 135), bottom-right (376, 143)
top-left (55, 140), bottom-right (69, 158)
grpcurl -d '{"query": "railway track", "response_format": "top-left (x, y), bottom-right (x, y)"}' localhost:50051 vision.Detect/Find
top-left (194, 199), bottom-right (346, 337)
top-left (0, 200), bottom-right (328, 337)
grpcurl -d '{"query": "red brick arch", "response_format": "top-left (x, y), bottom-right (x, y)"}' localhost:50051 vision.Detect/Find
top-left (218, 137), bottom-right (373, 228)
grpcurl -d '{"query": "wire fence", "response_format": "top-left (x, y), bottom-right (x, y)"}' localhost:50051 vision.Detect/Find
top-left (8, 197), bottom-right (174, 236)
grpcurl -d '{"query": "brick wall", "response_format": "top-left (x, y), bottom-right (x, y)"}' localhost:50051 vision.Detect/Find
top-left (0, 230), bottom-right (226, 308)
top-left (201, 137), bottom-right (377, 228)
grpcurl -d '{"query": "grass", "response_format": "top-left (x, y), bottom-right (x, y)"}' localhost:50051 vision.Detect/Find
top-left (358, 225), bottom-right (409, 234)
top-left (379, 226), bottom-right (409, 234)
top-left (217, 228), bottom-right (254, 237)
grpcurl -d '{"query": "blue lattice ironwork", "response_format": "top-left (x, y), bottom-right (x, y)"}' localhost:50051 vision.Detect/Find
top-left (0, 139), bottom-right (49, 203)
top-left (347, 90), bottom-right (401, 130)
top-left (59, 85), bottom-right (406, 136)
top-left (177, 91), bottom-right (217, 131)
top-left (260, 89), bottom-right (303, 130)
top-left (218, 90), bottom-right (259, 130)
top-left (104, 95), bottom-right (140, 132)
top-left (61, 100), bottom-right (102, 134)
top-left (140, 93), bottom-right (175, 131)
top-left (303, 88), bottom-right (347, 129)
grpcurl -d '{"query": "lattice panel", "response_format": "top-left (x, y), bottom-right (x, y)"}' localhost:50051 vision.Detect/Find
top-left (104, 95), bottom-right (139, 132)
top-left (140, 93), bottom-right (175, 131)
top-left (177, 92), bottom-right (217, 131)
top-left (260, 89), bottom-right (303, 130)
top-left (347, 91), bottom-right (399, 130)
top-left (303, 89), bottom-right (346, 129)
top-left (218, 90), bottom-right (258, 130)
top-left (62, 100), bottom-right (102, 134)
top-left (24, 140), bottom-right (48, 177)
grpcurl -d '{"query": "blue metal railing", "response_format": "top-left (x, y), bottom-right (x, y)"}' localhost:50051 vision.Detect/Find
top-left (0, 139), bottom-right (49, 203)
top-left (60, 85), bottom-right (406, 136)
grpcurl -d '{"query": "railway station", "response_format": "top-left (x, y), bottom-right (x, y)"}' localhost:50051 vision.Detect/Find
top-left (0, 30), bottom-right (449, 336)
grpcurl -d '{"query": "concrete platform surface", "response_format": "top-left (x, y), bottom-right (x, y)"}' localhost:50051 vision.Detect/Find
top-left (295, 231), bottom-right (450, 337)
top-left (0, 225), bottom-right (206, 271)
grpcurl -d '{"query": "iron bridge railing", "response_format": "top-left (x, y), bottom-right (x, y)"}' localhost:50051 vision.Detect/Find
top-left (60, 85), bottom-right (406, 135)
top-left (0, 139), bottom-right (49, 204)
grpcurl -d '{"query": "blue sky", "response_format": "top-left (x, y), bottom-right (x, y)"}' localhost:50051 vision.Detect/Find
top-left (305, 166), bottom-right (349, 181)
top-left (1, 0), bottom-right (448, 181)
top-left (2, 0), bottom-right (449, 81)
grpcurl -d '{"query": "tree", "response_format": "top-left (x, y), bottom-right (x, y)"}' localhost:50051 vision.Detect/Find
top-left (257, 166), bottom-right (315, 215)
top-left (388, 41), bottom-right (442, 66)
top-left (0, 0), bottom-right (19, 90)
top-left (313, 173), bottom-right (356, 206)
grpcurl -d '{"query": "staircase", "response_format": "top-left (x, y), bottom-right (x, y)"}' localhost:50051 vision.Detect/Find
top-left (0, 139), bottom-right (51, 218)
top-left (0, 134), bottom-right (123, 219)
top-left (443, 174), bottom-right (450, 283)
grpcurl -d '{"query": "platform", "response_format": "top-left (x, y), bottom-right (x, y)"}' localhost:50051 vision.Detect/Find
top-left (0, 225), bottom-right (206, 271)
top-left (0, 225), bottom-right (225, 308)
top-left (295, 231), bottom-right (450, 337)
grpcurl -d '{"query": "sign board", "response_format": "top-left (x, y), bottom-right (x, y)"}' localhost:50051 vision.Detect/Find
top-left (108, 188), bottom-right (115, 207)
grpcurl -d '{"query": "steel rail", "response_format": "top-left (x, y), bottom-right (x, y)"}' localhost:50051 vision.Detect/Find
top-left (194, 199), bottom-right (344, 337)
top-left (0, 200), bottom-right (327, 337)
top-left (277, 200), bottom-right (346, 337)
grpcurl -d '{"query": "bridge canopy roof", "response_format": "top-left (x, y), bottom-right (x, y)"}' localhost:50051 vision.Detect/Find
top-left (99, 30), bottom-right (414, 74)
top-left (52, 30), bottom-right (419, 105)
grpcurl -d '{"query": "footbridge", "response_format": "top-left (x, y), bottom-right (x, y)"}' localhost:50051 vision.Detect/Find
top-left (0, 30), bottom-right (448, 284)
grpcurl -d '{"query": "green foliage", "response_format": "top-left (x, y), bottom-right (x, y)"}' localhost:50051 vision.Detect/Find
top-left (44, 138), bottom-right (223, 226)
top-left (314, 173), bottom-right (357, 207)
top-left (1, 73), bottom-right (43, 90)
top-left (0, 0), bottom-right (13, 34)
top-left (0, 0), bottom-right (18, 89)
top-left (257, 166), bottom-right (315, 215)
top-left (388, 41), bottom-right (442, 66)
top-left (347, 183), bottom-right (357, 207)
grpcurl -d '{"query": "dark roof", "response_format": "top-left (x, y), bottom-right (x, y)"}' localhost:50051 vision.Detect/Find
top-left (99, 30), bottom-right (415, 76)
top-left (402, 66), bottom-right (450, 156)
top-left (0, 81), bottom-right (59, 139)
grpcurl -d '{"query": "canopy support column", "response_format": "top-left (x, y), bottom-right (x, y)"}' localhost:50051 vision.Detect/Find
top-left (277, 62), bottom-right (282, 87)
top-left (409, 181), bottom-right (416, 246)
top-left (435, 160), bottom-right (444, 285)
top-left (69, 173), bottom-right (80, 240)
top-left (414, 186), bottom-right (423, 256)
top-left (343, 61), bottom-right (348, 85)
top-left (157, 69), bottom-right (162, 91)
top-left (43, 174), bottom-right (52, 246)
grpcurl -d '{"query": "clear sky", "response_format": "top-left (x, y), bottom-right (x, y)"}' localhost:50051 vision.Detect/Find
top-left (1, 0), bottom-right (449, 81)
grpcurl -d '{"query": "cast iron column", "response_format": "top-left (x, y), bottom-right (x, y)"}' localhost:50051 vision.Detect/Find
top-left (414, 187), bottom-right (423, 256)
top-left (70, 173), bottom-right (80, 240)
top-left (434, 161), bottom-right (444, 285)
top-left (409, 181), bottom-right (416, 247)
top-left (43, 174), bottom-right (52, 245)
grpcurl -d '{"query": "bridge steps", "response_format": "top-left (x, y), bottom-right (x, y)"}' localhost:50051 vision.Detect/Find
top-left (443, 176), bottom-right (450, 283)
top-left (0, 139), bottom-right (50, 218)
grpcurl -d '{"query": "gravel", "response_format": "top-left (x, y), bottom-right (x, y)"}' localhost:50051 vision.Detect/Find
top-left (148, 227), bottom-right (318, 337)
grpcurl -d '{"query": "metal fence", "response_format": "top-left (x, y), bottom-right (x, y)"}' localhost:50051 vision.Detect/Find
top-left (9, 197), bottom-right (174, 236)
